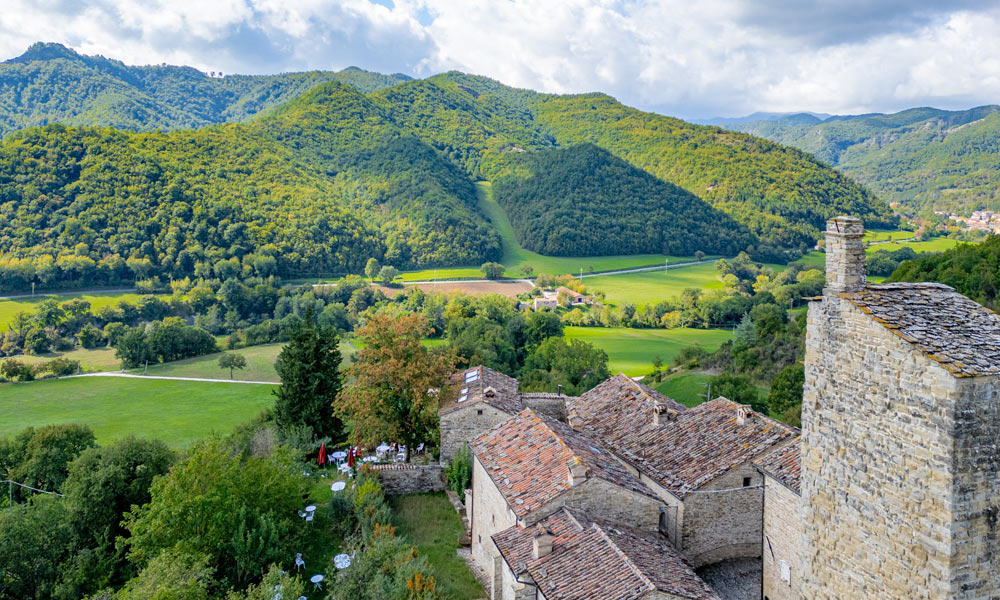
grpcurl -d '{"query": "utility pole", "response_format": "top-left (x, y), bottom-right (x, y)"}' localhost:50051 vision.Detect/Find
top-left (665, 257), bottom-right (669, 273)
top-left (701, 381), bottom-right (712, 403)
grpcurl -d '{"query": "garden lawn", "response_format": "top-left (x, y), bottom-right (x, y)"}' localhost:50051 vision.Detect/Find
top-left (0, 377), bottom-right (274, 448)
top-left (389, 492), bottom-right (485, 600)
top-left (0, 291), bottom-right (142, 330)
top-left (565, 327), bottom-right (732, 377)
top-left (582, 262), bottom-right (725, 306)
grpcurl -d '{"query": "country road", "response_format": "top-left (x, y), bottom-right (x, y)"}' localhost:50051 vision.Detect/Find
top-left (68, 372), bottom-right (278, 385)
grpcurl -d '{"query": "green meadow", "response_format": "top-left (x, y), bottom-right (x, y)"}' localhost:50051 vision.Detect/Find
top-left (0, 290), bottom-right (142, 330)
top-left (583, 262), bottom-right (725, 306)
top-left (565, 326), bottom-right (732, 376)
top-left (0, 376), bottom-right (275, 448)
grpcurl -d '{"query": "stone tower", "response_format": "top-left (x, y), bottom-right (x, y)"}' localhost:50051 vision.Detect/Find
top-left (801, 217), bottom-right (1000, 599)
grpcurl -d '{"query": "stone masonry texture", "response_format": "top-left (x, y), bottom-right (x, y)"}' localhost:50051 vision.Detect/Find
top-left (800, 217), bottom-right (1000, 599)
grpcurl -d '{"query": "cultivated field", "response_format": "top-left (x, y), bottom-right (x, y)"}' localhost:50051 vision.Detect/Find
top-left (375, 280), bottom-right (533, 298)
top-left (565, 326), bottom-right (732, 376)
top-left (0, 376), bottom-right (275, 448)
top-left (655, 372), bottom-right (714, 407)
top-left (133, 340), bottom-right (357, 381)
top-left (0, 290), bottom-right (142, 330)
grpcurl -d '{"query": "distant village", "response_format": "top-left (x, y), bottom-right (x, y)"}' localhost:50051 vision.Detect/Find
top-left (940, 209), bottom-right (1000, 233)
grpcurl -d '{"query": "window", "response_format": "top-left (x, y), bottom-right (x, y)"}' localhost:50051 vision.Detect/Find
top-left (477, 409), bottom-right (484, 415)
top-left (743, 476), bottom-right (752, 487)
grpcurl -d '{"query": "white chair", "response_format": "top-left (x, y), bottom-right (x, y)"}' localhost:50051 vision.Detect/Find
top-left (295, 553), bottom-right (305, 571)
top-left (305, 513), bottom-right (314, 523)
top-left (298, 510), bottom-right (306, 519)
top-left (416, 443), bottom-right (425, 453)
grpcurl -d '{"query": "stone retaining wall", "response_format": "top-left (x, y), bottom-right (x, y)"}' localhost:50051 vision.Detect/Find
top-left (371, 463), bottom-right (445, 495)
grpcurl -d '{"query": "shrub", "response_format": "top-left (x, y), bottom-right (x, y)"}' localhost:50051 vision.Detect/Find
top-left (445, 445), bottom-right (473, 501)
top-left (46, 358), bottom-right (80, 376)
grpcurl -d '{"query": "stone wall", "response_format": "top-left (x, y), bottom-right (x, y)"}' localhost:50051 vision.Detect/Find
top-left (761, 475), bottom-right (802, 600)
top-left (801, 293), bottom-right (991, 599)
top-left (527, 476), bottom-right (662, 531)
top-left (470, 456), bottom-right (518, 598)
top-left (371, 464), bottom-right (444, 495)
top-left (440, 404), bottom-right (513, 463)
top-left (520, 394), bottom-right (568, 420)
top-left (681, 464), bottom-right (764, 568)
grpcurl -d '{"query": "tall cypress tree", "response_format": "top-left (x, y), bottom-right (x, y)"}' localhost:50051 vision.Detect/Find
top-left (273, 310), bottom-right (344, 441)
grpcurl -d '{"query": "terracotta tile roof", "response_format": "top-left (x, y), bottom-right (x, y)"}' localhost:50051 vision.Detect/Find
top-left (439, 366), bottom-right (522, 416)
top-left (470, 409), bottom-right (659, 518)
top-left (753, 437), bottom-right (801, 495)
top-left (493, 508), bottom-right (721, 600)
top-left (579, 397), bottom-right (797, 497)
top-left (567, 373), bottom-right (686, 441)
top-left (843, 283), bottom-right (1000, 377)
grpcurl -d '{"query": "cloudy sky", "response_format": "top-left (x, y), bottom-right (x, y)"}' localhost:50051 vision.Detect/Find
top-left (2, 0), bottom-right (999, 119)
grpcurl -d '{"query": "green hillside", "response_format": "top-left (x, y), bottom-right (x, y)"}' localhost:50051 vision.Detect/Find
top-left (0, 42), bottom-right (410, 137)
top-left (889, 236), bottom-right (1000, 309)
top-left (0, 47), bottom-right (897, 292)
top-left (371, 72), bottom-right (895, 260)
top-left (493, 143), bottom-right (754, 256)
top-left (726, 105), bottom-right (1000, 212)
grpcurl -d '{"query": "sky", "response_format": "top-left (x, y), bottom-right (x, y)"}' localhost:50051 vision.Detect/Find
top-left (2, 0), bottom-right (999, 120)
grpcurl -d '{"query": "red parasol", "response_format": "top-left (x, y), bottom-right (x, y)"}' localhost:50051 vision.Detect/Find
top-left (318, 442), bottom-right (327, 467)
top-left (347, 447), bottom-right (355, 468)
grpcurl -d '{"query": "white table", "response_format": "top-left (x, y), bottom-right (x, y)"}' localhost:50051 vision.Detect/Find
top-left (332, 451), bottom-right (347, 461)
top-left (331, 481), bottom-right (346, 492)
top-left (305, 505), bottom-right (317, 513)
top-left (362, 455), bottom-right (378, 463)
top-left (310, 574), bottom-right (324, 590)
top-left (376, 443), bottom-right (391, 456)
top-left (334, 553), bottom-right (351, 569)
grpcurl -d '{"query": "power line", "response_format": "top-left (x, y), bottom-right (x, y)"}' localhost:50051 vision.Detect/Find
top-left (2, 479), bottom-right (64, 507)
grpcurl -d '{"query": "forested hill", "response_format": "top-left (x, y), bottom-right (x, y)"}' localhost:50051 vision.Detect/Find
top-left (889, 236), bottom-right (1000, 310)
top-left (493, 144), bottom-right (755, 257)
top-left (724, 106), bottom-right (1000, 213)
top-left (0, 42), bottom-right (410, 137)
top-left (0, 46), bottom-right (897, 291)
top-left (371, 72), bottom-right (895, 259)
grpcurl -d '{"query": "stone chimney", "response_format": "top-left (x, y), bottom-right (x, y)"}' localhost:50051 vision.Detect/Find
top-left (557, 384), bottom-right (563, 395)
top-left (652, 403), bottom-right (679, 426)
top-left (736, 405), bottom-right (753, 426)
top-left (532, 528), bottom-right (556, 559)
top-left (484, 386), bottom-right (496, 398)
top-left (824, 216), bottom-right (866, 293)
top-left (567, 413), bottom-right (583, 429)
top-left (567, 457), bottom-right (589, 487)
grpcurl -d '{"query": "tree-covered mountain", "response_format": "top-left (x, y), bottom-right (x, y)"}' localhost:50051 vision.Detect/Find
top-left (493, 143), bottom-right (755, 256)
top-left (371, 72), bottom-right (895, 259)
top-left (0, 44), bottom-right (898, 291)
top-left (0, 42), bottom-right (410, 138)
top-left (725, 106), bottom-right (1000, 213)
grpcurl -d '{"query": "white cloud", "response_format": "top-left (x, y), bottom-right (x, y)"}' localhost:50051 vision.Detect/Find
top-left (1, 0), bottom-right (999, 118)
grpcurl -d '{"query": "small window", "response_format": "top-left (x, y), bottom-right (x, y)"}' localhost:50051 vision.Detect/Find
top-left (477, 409), bottom-right (484, 415)
top-left (743, 476), bottom-right (752, 487)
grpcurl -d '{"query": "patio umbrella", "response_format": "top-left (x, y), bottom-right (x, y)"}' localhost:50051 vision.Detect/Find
top-left (347, 447), bottom-right (355, 468)
top-left (318, 442), bottom-right (327, 467)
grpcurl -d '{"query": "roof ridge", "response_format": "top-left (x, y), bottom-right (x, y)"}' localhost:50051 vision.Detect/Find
top-left (591, 523), bottom-right (656, 594)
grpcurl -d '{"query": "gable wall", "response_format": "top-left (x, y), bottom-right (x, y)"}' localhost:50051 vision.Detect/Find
top-left (761, 475), bottom-right (802, 600)
top-left (441, 404), bottom-right (513, 463)
top-left (681, 463), bottom-right (764, 568)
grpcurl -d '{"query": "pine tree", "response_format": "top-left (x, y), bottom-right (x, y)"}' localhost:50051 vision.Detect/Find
top-left (272, 310), bottom-right (344, 441)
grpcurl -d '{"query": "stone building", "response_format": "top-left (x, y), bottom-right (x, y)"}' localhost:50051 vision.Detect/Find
top-left (801, 216), bottom-right (1000, 599)
top-left (568, 376), bottom-right (798, 568)
top-left (438, 365), bottom-right (574, 462)
top-left (469, 409), bottom-right (666, 598)
top-left (753, 438), bottom-right (801, 600)
top-left (492, 507), bottom-right (721, 600)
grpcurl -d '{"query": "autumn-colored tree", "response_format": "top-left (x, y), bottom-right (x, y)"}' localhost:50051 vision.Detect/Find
top-left (343, 311), bottom-right (455, 461)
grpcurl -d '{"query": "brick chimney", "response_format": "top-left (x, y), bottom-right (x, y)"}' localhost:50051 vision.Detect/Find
top-left (825, 216), bottom-right (866, 293)
top-left (567, 457), bottom-right (589, 487)
top-left (532, 528), bottom-right (556, 559)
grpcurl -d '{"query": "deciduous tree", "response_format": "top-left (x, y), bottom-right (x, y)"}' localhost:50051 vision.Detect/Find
top-left (218, 352), bottom-right (248, 380)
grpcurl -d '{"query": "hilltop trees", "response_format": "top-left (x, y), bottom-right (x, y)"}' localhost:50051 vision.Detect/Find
top-left (273, 311), bottom-right (345, 441)
top-left (343, 311), bottom-right (455, 461)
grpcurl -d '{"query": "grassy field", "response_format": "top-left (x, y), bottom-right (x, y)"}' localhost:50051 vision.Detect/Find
top-left (654, 372), bottom-right (713, 407)
top-left (0, 290), bottom-right (142, 330)
top-left (869, 237), bottom-right (965, 253)
top-left (0, 377), bottom-right (275, 448)
top-left (565, 326), bottom-right (732, 376)
top-left (864, 229), bottom-right (915, 242)
top-left (583, 262), bottom-right (724, 306)
top-left (18, 346), bottom-right (121, 372)
top-left (389, 492), bottom-right (485, 600)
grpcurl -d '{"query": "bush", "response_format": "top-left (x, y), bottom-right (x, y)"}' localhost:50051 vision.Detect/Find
top-left (445, 445), bottom-right (473, 501)
top-left (480, 262), bottom-right (505, 280)
top-left (1, 358), bottom-right (36, 381)
top-left (46, 358), bottom-right (80, 376)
